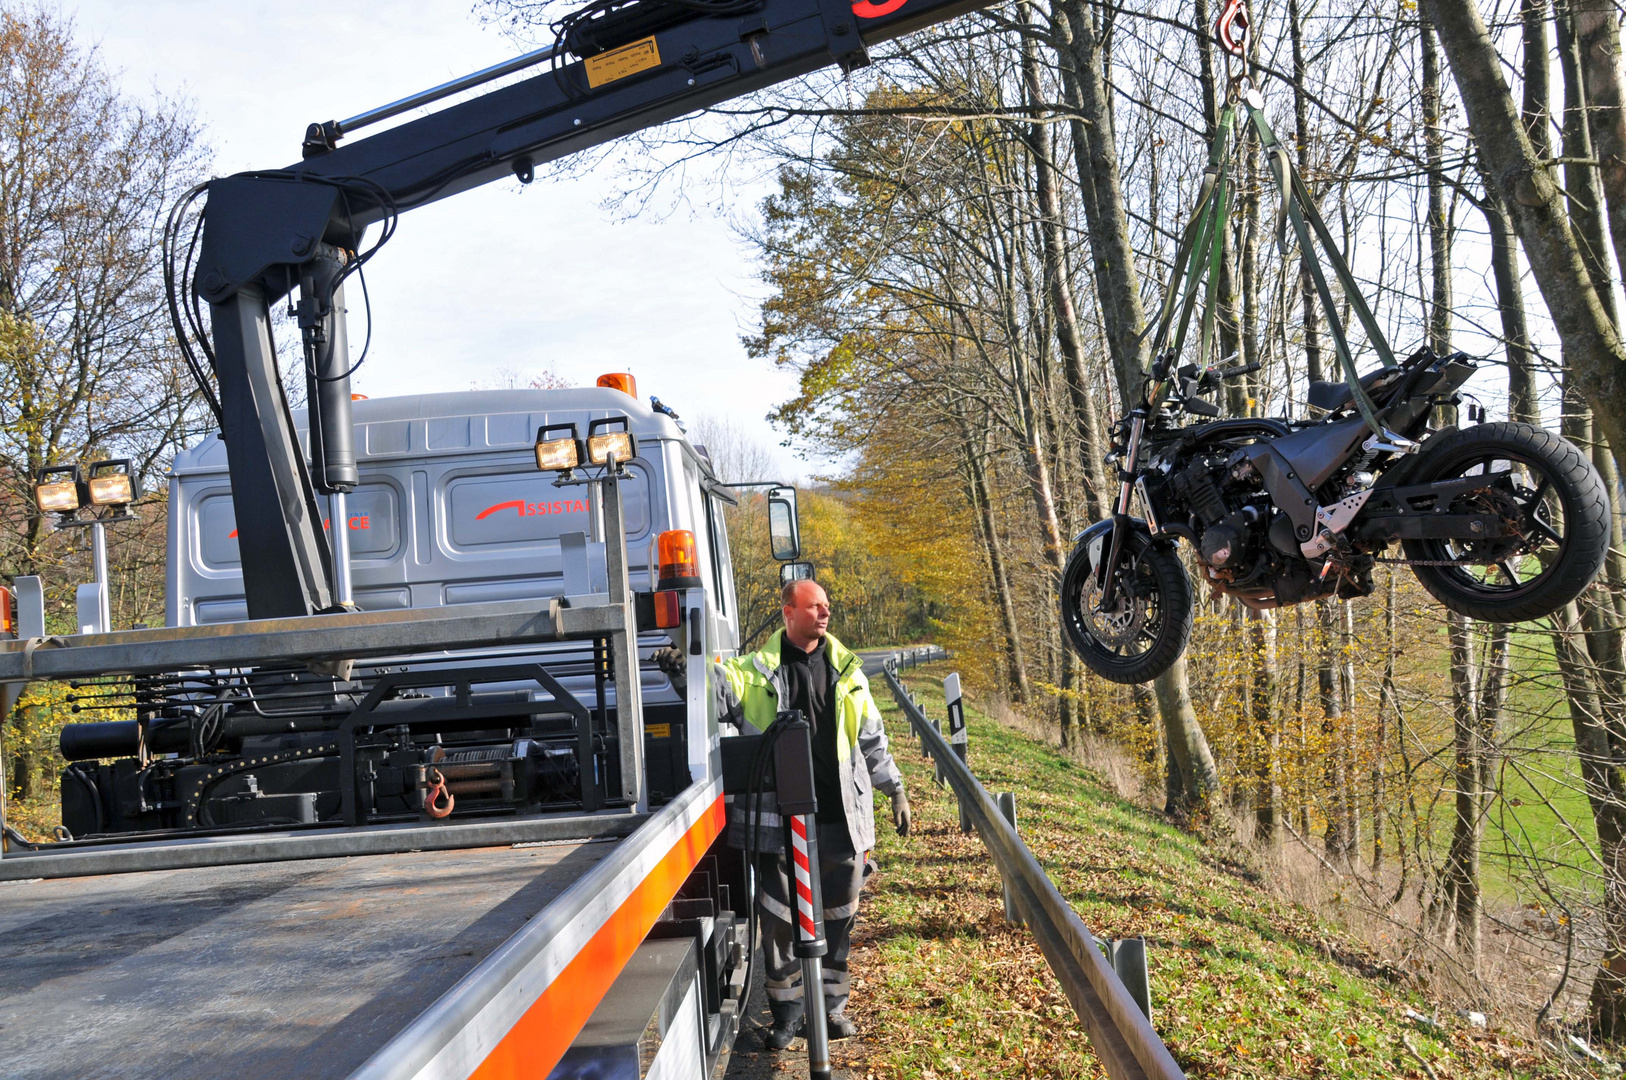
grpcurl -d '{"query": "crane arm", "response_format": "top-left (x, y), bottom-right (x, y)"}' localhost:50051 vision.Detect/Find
top-left (188, 0), bottom-right (990, 619)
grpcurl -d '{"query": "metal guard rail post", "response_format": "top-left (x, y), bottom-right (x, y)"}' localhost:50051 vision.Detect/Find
top-left (882, 660), bottom-right (1186, 1080)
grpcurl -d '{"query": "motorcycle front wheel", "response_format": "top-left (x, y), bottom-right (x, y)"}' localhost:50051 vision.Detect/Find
top-left (1060, 531), bottom-right (1193, 685)
top-left (1401, 421), bottom-right (1610, 623)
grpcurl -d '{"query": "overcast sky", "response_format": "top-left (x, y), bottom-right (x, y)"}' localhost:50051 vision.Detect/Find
top-left (69, 0), bottom-right (802, 476)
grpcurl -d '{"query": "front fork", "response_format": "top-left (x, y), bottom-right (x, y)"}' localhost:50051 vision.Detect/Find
top-left (1097, 410), bottom-right (1147, 610)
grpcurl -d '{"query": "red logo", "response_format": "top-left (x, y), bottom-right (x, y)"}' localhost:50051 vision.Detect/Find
top-left (229, 516), bottom-right (369, 539)
top-left (851, 0), bottom-right (907, 17)
top-left (476, 498), bottom-right (589, 520)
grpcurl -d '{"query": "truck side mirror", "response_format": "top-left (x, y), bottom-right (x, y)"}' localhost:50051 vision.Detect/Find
top-left (779, 561), bottom-right (815, 586)
top-left (767, 487), bottom-right (801, 561)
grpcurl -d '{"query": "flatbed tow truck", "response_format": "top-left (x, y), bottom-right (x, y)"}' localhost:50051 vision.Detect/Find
top-left (0, 1), bottom-right (991, 1076)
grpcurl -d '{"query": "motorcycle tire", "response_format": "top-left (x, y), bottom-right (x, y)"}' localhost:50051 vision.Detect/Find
top-left (1400, 422), bottom-right (1610, 623)
top-left (1060, 530), bottom-right (1193, 685)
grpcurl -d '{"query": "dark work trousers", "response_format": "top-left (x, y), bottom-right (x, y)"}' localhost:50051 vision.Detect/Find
top-left (756, 820), bottom-right (865, 1025)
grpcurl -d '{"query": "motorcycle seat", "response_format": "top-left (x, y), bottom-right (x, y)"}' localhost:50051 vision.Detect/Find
top-left (1307, 380), bottom-right (1352, 412)
top-left (1307, 368), bottom-right (1393, 414)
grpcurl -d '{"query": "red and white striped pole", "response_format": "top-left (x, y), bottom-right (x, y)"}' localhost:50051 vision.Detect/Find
top-left (787, 808), bottom-right (831, 1079)
top-left (772, 709), bottom-right (832, 1080)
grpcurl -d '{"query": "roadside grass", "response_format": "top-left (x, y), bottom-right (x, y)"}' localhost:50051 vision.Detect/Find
top-left (845, 664), bottom-right (1558, 1079)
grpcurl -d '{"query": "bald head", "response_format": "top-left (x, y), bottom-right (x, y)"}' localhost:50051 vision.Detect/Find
top-left (781, 579), bottom-right (830, 652)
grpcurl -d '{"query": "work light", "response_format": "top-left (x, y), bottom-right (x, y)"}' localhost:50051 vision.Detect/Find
top-left (85, 459), bottom-right (137, 507)
top-left (35, 465), bottom-right (82, 514)
top-left (586, 416), bottom-right (636, 466)
top-left (534, 424), bottom-right (583, 473)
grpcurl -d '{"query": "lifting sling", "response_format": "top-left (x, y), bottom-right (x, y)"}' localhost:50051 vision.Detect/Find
top-left (1146, 6), bottom-right (1398, 437)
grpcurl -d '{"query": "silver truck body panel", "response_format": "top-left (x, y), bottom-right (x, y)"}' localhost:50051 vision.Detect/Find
top-left (2, 390), bottom-right (742, 1079)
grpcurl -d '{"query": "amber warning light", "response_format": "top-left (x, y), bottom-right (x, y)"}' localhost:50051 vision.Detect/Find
top-left (596, 372), bottom-right (637, 398)
top-left (657, 529), bottom-right (701, 590)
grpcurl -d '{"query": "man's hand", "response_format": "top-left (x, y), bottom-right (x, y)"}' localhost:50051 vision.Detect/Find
top-left (652, 646), bottom-right (686, 692)
top-left (890, 788), bottom-right (911, 836)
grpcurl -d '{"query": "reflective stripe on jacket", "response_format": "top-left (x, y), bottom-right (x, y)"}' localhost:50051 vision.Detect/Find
top-left (715, 629), bottom-right (902, 856)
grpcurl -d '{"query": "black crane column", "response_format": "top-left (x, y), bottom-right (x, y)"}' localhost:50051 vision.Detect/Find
top-left (210, 283), bottom-right (337, 618)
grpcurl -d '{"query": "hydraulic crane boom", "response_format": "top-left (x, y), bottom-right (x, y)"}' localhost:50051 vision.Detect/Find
top-left (187, 0), bottom-right (989, 619)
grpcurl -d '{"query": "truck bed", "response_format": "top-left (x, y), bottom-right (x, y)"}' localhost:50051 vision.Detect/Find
top-left (0, 839), bottom-right (616, 1080)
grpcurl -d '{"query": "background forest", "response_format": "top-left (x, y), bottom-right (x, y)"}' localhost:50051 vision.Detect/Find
top-left (658, 0), bottom-right (1626, 1048)
top-left (7, 0), bottom-right (1626, 1058)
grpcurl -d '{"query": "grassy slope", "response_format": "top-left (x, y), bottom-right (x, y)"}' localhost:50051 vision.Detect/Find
top-left (844, 665), bottom-right (1555, 1079)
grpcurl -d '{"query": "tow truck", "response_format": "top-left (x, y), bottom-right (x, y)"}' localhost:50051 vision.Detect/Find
top-left (0, 0), bottom-right (987, 1076)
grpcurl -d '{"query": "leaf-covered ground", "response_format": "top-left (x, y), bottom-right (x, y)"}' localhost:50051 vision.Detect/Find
top-left (837, 664), bottom-right (1561, 1079)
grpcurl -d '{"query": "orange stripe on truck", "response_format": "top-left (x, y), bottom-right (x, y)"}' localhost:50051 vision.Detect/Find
top-left (469, 793), bottom-right (727, 1080)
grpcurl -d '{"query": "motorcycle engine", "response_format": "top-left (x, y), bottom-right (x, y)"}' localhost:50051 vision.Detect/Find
top-left (1148, 443), bottom-right (1372, 610)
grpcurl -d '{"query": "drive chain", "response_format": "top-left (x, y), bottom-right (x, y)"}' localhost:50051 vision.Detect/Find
top-left (1371, 556), bottom-right (1489, 567)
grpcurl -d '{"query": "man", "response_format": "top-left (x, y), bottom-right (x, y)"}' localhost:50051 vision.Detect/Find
top-left (716, 579), bottom-right (910, 1049)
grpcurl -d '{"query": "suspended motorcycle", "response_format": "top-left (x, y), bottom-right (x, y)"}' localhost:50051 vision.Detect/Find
top-left (1059, 43), bottom-right (1611, 686)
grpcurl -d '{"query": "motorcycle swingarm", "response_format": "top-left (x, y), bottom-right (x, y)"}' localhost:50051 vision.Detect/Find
top-left (1354, 474), bottom-right (1519, 542)
top-left (1352, 509), bottom-right (1508, 542)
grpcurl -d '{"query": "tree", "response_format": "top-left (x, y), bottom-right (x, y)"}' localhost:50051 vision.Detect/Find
top-left (0, 3), bottom-right (209, 599)
top-left (1424, 0), bottom-right (1626, 482)
top-left (0, 3), bottom-right (208, 831)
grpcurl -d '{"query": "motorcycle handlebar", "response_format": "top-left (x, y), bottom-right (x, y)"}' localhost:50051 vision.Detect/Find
top-left (1215, 361), bottom-right (1261, 379)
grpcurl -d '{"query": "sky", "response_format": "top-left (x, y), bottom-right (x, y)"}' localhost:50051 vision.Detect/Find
top-left (69, 0), bottom-right (803, 477)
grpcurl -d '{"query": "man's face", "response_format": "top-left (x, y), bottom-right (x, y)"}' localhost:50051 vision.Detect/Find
top-left (783, 581), bottom-right (831, 645)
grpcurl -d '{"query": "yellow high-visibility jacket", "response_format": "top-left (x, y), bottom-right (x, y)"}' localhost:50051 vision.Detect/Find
top-left (715, 629), bottom-right (901, 855)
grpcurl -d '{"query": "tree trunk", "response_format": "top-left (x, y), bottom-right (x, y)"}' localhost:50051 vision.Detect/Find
top-left (1556, 0), bottom-right (1620, 326)
top-left (1051, 0), bottom-right (1149, 406)
top-left (1573, 0), bottom-right (1626, 301)
top-left (1155, 654), bottom-right (1220, 815)
top-left (1250, 606), bottom-right (1281, 851)
top-left (1549, 596), bottom-right (1626, 1037)
top-left (1442, 613), bottom-right (1483, 964)
top-left (1423, 0), bottom-right (1626, 481)
top-left (1373, 570), bottom-right (1396, 873)
top-left (1288, 0), bottom-right (1324, 385)
top-left (964, 422), bottom-right (1030, 704)
top-left (1482, 184), bottom-right (1541, 424)
top-left (1020, 0), bottom-right (1108, 519)
top-left (1524, 0), bottom-right (1552, 158)
top-left (1317, 600), bottom-right (1349, 861)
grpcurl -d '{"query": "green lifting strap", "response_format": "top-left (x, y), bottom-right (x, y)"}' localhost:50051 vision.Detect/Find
top-left (1146, 105), bottom-right (1236, 367)
top-left (1243, 97), bottom-right (1396, 437)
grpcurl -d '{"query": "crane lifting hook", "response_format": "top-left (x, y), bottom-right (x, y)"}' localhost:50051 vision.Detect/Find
top-left (1217, 0), bottom-right (1250, 58)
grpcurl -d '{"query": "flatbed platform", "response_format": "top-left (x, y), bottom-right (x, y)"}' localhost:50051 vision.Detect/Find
top-left (0, 838), bottom-right (616, 1080)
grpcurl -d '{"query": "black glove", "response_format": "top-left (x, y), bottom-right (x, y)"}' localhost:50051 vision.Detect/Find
top-left (652, 646), bottom-right (686, 693)
top-left (891, 788), bottom-right (911, 836)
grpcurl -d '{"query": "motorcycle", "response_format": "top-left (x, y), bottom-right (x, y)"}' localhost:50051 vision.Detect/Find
top-left (1060, 347), bottom-right (1612, 684)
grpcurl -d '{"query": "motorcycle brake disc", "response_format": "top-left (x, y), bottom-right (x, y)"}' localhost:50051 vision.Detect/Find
top-left (1082, 571), bottom-right (1148, 648)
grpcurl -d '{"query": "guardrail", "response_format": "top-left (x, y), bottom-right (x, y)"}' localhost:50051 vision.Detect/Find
top-left (882, 656), bottom-right (1186, 1080)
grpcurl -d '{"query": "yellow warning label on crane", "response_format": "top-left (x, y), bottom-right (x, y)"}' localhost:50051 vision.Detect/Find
top-left (585, 36), bottom-right (661, 89)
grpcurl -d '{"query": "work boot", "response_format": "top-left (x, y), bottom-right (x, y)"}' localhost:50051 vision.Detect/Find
top-left (826, 1014), bottom-right (857, 1040)
top-left (762, 1021), bottom-right (799, 1050)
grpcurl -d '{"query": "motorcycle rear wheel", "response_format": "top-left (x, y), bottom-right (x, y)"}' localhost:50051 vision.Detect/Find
top-left (1401, 422), bottom-right (1609, 623)
top-left (1060, 531), bottom-right (1193, 684)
